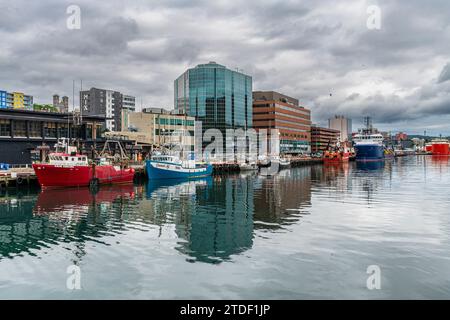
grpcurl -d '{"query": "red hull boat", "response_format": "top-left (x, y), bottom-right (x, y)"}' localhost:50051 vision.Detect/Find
top-left (431, 139), bottom-right (450, 155)
top-left (33, 152), bottom-right (134, 189)
top-left (323, 151), bottom-right (351, 163)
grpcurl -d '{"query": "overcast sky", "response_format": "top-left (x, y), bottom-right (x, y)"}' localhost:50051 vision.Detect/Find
top-left (1, 0), bottom-right (449, 135)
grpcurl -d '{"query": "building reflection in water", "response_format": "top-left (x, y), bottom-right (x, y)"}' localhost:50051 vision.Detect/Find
top-left (1, 167), bottom-right (316, 264)
top-left (145, 176), bottom-right (254, 264)
top-left (253, 167), bottom-right (312, 229)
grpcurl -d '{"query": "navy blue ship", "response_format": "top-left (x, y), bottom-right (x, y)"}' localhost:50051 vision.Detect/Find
top-left (353, 118), bottom-right (385, 162)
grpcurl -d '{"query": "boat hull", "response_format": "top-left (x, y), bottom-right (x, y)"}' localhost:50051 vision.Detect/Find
top-left (323, 152), bottom-right (350, 163)
top-left (32, 164), bottom-right (135, 188)
top-left (354, 145), bottom-right (385, 161)
top-left (432, 143), bottom-right (450, 155)
top-left (146, 160), bottom-right (213, 179)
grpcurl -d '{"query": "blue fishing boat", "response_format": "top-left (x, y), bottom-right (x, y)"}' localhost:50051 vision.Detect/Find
top-left (145, 155), bottom-right (213, 180)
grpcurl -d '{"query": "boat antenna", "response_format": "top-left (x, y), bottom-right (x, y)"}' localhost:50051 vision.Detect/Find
top-left (80, 79), bottom-right (83, 123)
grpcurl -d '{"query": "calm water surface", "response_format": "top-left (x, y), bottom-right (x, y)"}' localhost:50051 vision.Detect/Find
top-left (1, 156), bottom-right (450, 299)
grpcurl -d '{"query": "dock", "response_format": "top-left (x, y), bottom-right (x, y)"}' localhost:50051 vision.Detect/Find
top-left (0, 165), bottom-right (37, 188)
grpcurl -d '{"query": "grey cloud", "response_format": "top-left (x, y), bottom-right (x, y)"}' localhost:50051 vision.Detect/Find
top-left (1, 0), bottom-right (450, 134)
top-left (438, 63), bottom-right (450, 83)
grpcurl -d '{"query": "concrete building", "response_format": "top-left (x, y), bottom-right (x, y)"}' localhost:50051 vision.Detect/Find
top-left (115, 108), bottom-right (197, 152)
top-left (328, 115), bottom-right (352, 142)
top-left (0, 90), bottom-right (33, 110)
top-left (174, 62), bottom-right (252, 150)
top-left (80, 87), bottom-right (135, 132)
top-left (311, 125), bottom-right (340, 154)
top-left (253, 91), bottom-right (311, 154)
top-left (52, 94), bottom-right (69, 113)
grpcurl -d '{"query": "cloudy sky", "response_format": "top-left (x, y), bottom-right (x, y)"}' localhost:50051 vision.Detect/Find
top-left (1, 0), bottom-right (449, 135)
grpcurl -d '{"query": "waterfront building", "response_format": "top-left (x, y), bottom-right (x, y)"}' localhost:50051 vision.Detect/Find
top-left (105, 108), bottom-right (196, 153)
top-left (253, 91), bottom-right (311, 154)
top-left (121, 95), bottom-right (136, 131)
top-left (174, 62), bottom-right (253, 150)
top-left (80, 87), bottom-right (135, 132)
top-left (328, 115), bottom-right (352, 142)
top-left (0, 108), bottom-right (105, 164)
top-left (310, 125), bottom-right (340, 154)
top-left (52, 94), bottom-right (69, 113)
top-left (0, 90), bottom-right (33, 110)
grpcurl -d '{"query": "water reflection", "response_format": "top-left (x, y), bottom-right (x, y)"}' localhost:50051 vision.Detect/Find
top-left (356, 161), bottom-right (385, 171)
top-left (2, 157), bottom-right (450, 298)
top-left (253, 167), bottom-right (312, 229)
top-left (0, 185), bottom-right (136, 260)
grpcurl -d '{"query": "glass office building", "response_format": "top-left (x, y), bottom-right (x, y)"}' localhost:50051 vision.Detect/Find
top-left (174, 62), bottom-right (253, 135)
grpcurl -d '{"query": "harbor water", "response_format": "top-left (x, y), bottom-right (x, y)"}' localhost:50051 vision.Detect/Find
top-left (1, 156), bottom-right (450, 299)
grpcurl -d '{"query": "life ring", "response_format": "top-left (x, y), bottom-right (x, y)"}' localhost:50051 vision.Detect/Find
top-left (16, 177), bottom-right (23, 185)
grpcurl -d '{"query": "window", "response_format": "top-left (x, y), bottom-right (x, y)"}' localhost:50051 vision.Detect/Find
top-left (29, 121), bottom-right (42, 137)
top-left (12, 121), bottom-right (27, 137)
top-left (44, 122), bottom-right (57, 138)
top-left (59, 124), bottom-right (69, 138)
top-left (0, 119), bottom-right (11, 136)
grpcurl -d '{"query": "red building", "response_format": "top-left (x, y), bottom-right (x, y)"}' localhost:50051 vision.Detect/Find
top-left (395, 132), bottom-right (408, 141)
top-left (253, 91), bottom-right (311, 154)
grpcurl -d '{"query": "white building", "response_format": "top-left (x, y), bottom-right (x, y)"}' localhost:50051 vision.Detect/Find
top-left (328, 115), bottom-right (352, 142)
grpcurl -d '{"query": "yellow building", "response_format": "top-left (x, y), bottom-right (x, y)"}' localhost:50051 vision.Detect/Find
top-left (13, 92), bottom-right (24, 109)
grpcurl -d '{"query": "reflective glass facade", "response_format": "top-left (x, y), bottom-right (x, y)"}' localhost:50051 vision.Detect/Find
top-left (174, 62), bottom-right (252, 134)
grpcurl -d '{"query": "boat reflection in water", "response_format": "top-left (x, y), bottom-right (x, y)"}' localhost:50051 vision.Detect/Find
top-left (34, 184), bottom-right (135, 216)
top-left (0, 184), bottom-right (137, 261)
top-left (146, 176), bottom-right (254, 264)
top-left (356, 160), bottom-right (385, 171)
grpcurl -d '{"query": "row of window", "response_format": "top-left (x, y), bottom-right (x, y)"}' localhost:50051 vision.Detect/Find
top-left (0, 120), bottom-right (99, 139)
top-left (155, 129), bottom-right (195, 136)
top-left (157, 118), bottom-right (195, 126)
top-left (281, 133), bottom-right (309, 140)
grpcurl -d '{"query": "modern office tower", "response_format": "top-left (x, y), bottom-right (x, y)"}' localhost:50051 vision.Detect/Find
top-left (174, 62), bottom-right (253, 150)
top-left (253, 91), bottom-right (311, 154)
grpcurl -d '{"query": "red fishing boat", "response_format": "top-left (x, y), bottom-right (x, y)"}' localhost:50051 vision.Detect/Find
top-left (32, 141), bottom-right (135, 189)
top-left (323, 150), bottom-right (351, 163)
top-left (323, 140), bottom-right (352, 163)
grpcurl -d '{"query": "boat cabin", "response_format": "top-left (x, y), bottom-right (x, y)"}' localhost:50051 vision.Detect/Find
top-left (353, 133), bottom-right (384, 144)
top-left (48, 153), bottom-right (89, 166)
top-left (151, 155), bottom-right (182, 164)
